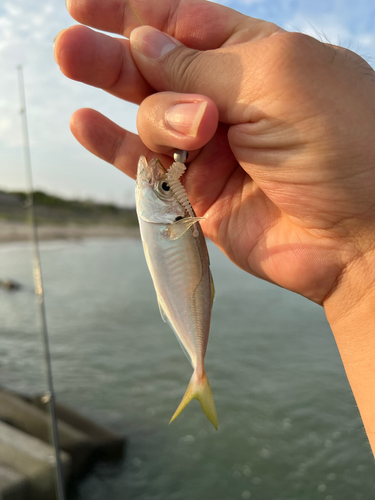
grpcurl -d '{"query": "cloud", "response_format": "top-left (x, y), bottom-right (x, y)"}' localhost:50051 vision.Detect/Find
top-left (1, 0), bottom-right (374, 205)
top-left (212, 1), bottom-right (375, 65)
top-left (284, 10), bottom-right (375, 65)
top-left (208, 0), bottom-right (375, 63)
top-left (0, 0), bottom-right (138, 205)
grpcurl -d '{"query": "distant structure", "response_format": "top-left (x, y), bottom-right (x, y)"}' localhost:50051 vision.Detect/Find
top-left (0, 280), bottom-right (22, 291)
top-left (0, 192), bottom-right (22, 206)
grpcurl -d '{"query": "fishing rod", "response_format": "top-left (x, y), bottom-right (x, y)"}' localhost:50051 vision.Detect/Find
top-left (17, 65), bottom-right (66, 500)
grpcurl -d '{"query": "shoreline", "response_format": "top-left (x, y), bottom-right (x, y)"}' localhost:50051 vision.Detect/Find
top-left (0, 221), bottom-right (140, 243)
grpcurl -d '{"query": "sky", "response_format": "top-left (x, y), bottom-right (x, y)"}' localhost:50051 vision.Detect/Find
top-left (0, 0), bottom-right (374, 207)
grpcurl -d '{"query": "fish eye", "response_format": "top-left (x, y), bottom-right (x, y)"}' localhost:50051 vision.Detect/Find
top-left (155, 177), bottom-right (173, 200)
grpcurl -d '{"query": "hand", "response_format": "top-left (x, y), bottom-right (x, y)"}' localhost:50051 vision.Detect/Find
top-left (54, 0), bottom-right (375, 307)
top-left (55, 0), bottom-right (375, 455)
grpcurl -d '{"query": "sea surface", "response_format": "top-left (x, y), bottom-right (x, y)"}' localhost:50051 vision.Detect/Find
top-left (0, 237), bottom-right (374, 500)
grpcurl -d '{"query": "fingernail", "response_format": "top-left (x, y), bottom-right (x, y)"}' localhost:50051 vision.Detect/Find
top-left (165, 102), bottom-right (207, 137)
top-left (130, 26), bottom-right (181, 59)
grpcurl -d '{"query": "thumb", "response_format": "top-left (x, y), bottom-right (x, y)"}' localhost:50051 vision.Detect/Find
top-left (130, 26), bottom-right (249, 124)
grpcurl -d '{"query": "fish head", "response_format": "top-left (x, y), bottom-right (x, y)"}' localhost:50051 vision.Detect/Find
top-left (136, 156), bottom-right (185, 224)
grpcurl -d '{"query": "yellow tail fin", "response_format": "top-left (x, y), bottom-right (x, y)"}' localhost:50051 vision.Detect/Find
top-left (169, 370), bottom-right (218, 429)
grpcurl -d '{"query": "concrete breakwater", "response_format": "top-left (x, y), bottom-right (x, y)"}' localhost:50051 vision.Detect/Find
top-left (0, 387), bottom-right (126, 500)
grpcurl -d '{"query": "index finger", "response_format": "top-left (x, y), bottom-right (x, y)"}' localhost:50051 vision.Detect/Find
top-left (67, 0), bottom-right (254, 49)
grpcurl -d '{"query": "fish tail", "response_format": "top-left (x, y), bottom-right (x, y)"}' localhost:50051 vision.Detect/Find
top-left (169, 370), bottom-right (218, 429)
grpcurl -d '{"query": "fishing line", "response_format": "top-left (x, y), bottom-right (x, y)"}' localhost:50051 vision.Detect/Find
top-left (126, 0), bottom-right (144, 27)
top-left (17, 65), bottom-right (66, 500)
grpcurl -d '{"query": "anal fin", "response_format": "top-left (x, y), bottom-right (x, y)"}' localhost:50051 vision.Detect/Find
top-left (157, 295), bottom-right (193, 366)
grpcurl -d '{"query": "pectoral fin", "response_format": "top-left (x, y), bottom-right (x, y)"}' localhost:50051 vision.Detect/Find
top-left (166, 217), bottom-right (204, 240)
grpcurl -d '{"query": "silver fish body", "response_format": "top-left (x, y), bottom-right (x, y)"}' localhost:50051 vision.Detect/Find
top-left (135, 156), bottom-right (218, 428)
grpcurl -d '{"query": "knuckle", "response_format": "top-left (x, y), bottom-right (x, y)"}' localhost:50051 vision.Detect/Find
top-left (166, 47), bottom-right (205, 91)
top-left (268, 31), bottom-right (326, 68)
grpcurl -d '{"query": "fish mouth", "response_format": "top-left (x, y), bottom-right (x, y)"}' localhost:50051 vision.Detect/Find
top-left (137, 156), bottom-right (167, 186)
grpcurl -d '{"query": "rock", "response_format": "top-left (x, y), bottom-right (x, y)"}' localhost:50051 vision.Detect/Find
top-left (0, 281), bottom-right (22, 291)
top-left (0, 464), bottom-right (28, 500)
top-left (0, 389), bottom-right (96, 479)
top-left (0, 421), bottom-right (70, 500)
top-left (0, 387), bottom-right (125, 480)
top-left (32, 395), bottom-right (126, 461)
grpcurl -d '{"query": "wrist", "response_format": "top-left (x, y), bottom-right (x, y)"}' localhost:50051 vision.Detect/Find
top-left (324, 248), bottom-right (375, 333)
top-left (323, 249), bottom-right (375, 453)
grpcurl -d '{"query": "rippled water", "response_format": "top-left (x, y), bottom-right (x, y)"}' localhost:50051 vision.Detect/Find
top-left (0, 237), bottom-right (374, 500)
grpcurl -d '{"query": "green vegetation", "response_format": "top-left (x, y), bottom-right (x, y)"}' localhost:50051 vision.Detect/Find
top-left (0, 189), bottom-right (138, 227)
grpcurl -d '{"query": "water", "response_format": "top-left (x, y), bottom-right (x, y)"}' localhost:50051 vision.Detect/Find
top-left (0, 237), bottom-right (374, 500)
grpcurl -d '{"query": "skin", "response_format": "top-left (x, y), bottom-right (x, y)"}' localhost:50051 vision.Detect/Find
top-left (55, 0), bottom-right (375, 452)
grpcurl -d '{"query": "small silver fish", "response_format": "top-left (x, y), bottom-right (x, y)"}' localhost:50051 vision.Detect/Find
top-left (135, 153), bottom-right (218, 429)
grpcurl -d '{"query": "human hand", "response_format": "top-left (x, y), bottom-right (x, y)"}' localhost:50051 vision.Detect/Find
top-left (55, 0), bottom-right (375, 455)
top-left (54, 0), bottom-right (375, 309)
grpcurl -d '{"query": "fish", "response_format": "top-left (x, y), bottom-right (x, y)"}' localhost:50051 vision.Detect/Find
top-left (135, 152), bottom-right (218, 429)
